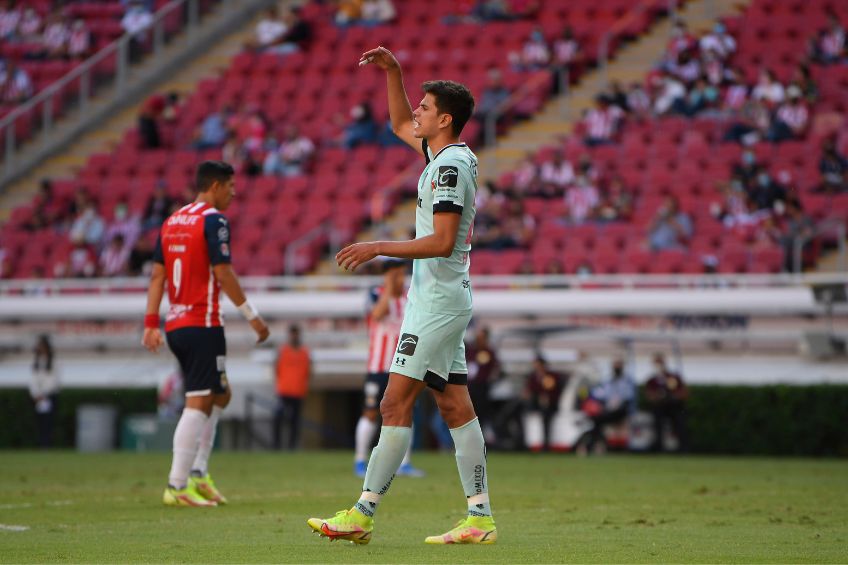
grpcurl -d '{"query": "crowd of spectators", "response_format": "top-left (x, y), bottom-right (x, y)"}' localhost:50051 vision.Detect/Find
top-left (18, 177), bottom-right (192, 278)
top-left (0, 0), bottom-right (157, 106)
top-left (569, 16), bottom-right (846, 149)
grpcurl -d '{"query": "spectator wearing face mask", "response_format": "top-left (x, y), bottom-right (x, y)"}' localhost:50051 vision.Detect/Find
top-left (103, 200), bottom-right (141, 253)
top-left (343, 102), bottom-right (378, 148)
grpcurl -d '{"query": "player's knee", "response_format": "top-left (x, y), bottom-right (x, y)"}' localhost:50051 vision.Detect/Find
top-left (379, 394), bottom-right (411, 424)
top-left (437, 397), bottom-right (475, 428)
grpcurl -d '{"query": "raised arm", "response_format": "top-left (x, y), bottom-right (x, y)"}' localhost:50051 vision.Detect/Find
top-left (359, 46), bottom-right (424, 156)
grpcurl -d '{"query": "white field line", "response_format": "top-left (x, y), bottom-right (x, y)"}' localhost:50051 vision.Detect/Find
top-left (0, 500), bottom-right (74, 510)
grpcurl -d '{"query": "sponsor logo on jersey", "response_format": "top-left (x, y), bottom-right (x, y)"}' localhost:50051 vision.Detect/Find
top-left (218, 227), bottom-right (229, 241)
top-left (168, 245), bottom-right (186, 253)
top-left (167, 214), bottom-right (201, 226)
top-left (437, 166), bottom-right (458, 188)
top-left (396, 333), bottom-right (419, 356)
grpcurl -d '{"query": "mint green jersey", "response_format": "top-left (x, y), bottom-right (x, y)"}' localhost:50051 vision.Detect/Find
top-left (408, 142), bottom-right (477, 314)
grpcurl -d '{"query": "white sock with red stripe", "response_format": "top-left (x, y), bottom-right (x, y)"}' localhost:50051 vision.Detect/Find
top-left (191, 406), bottom-right (222, 476)
top-left (169, 408), bottom-right (207, 489)
top-left (354, 416), bottom-right (376, 463)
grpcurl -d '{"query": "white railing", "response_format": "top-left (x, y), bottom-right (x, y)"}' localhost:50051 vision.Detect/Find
top-left (0, 0), bottom-right (228, 188)
top-left (1, 272), bottom-right (845, 297)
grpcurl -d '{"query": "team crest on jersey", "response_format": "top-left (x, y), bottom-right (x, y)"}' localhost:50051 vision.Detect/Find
top-left (397, 333), bottom-right (419, 356)
top-left (437, 166), bottom-right (458, 188)
top-left (431, 179), bottom-right (436, 193)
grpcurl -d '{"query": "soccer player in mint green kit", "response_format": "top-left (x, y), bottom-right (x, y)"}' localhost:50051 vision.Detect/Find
top-left (307, 45), bottom-right (496, 545)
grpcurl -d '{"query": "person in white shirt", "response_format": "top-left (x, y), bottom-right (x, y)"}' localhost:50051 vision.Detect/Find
top-left (251, 7), bottom-right (287, 50)
top-left (361, 0), bottom-right (396, 25)
top-left (0, 0), bottom-right (21, 40)
top-left (768, 85), bottom-right (809, 142)
top-left (565, 175), bottom-right (600, 224)
top-left (17, 7), bottom-right (42, 41)
top-left (263, 125), bottom-right (315, 176)
top-left (652, 74), bottom-right (686, 116)
top-left (67, 19), bottom-right (91, 60)
top-left (751, 69), bottom-right (784, 106)
top-left (40, 12), bottom-right (68, 59)
top-left (1, 60), bottom-right (33, 104)
top-left (509, 28), bottom-right (550, 71)
top-left (583, 94), bottom-right (623, 145)
top-left (539, 149), bottom-right (574, 196)
top-left (122, 0), bottom-right (153, 60)
top-left (30, 334), bottom-right (60, 448)
top-left (699, 22), bottom-right (736, 60)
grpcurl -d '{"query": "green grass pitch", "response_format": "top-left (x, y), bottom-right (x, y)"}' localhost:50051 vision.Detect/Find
top-left (1, 452), bottom-right (847, 563)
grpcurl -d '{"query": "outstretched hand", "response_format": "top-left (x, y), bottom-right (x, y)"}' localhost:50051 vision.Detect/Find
top-left (358, 46), bottom-right (400, 71)
top-left (336, 242), bottom-right (379, 271)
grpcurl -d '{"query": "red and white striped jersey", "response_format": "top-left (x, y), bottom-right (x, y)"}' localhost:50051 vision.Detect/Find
top-left (153, 201), bottom-right (232, 332)
top-left (366, 286), bottom-right (406, 374)
top-left (583, 106), bottom-right (623, 140)
top-left (776, 103), bottom-right (808, 132)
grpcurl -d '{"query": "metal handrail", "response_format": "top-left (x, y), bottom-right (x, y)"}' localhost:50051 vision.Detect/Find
top-left (597, 0), bottom-right (667, 89)
top-left (793, 219), bottom-right (847, 274)
top-left (0, 0), bottom-right (219, 186)
top-left (284, 221), bottom-right (331, 276)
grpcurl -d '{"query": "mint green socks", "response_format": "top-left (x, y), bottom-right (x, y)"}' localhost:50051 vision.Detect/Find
top-left (355, 425), bottom-right (411, 517)
top-left (450, 418), bottom-right (493, 517)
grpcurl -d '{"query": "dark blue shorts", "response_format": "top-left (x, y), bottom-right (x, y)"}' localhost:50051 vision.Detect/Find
top-left (166, 327), bottom-right (228, 396)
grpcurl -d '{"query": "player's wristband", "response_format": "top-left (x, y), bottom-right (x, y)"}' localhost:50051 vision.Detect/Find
top-left (144, 314), bottom-right (160, 329)
top-left (238, 300), bottom-right (259, 321)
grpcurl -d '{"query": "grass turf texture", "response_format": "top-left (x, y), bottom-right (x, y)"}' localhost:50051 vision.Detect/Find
top-left (1, 452), bottom-right (846, 564)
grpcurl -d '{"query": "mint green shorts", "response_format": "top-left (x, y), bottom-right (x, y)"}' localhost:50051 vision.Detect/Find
top-left (390, 303), bottom-right (471, 392)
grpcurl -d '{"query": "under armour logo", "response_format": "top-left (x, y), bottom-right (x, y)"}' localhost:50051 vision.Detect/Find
top-left (395, 357), bottom-right (406, 366)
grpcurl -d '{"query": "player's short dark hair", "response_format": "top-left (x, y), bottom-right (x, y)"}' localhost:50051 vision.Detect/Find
top-left (195, 160), bottom-right (234, 193)
top-left (421, 80), bottom-right (475, 137)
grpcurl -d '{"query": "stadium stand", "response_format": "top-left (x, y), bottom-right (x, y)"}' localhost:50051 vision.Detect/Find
top-left (0, 0), bottom-right (221, 155)
top-left (1, 0), bottom-right (677, 279)
top-left (472, 0), bottom-right (848, 276)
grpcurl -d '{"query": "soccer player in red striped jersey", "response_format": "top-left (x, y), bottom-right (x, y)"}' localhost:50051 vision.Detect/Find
top-left (354, 259), bottom-right (424, 479)
top-left (142, 160), bottom-right (270, 507)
